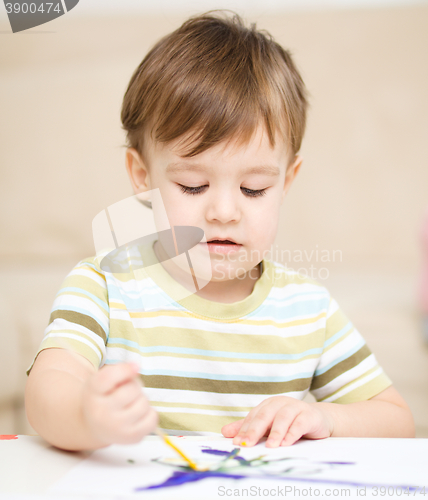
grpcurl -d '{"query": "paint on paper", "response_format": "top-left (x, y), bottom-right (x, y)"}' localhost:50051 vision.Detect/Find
top-left (135, 445), bottom-right (418, 492)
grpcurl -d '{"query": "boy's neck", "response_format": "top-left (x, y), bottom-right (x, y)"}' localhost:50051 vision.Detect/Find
top-left (153, 240), bottom-right (261, 304)
top-left (194, 263), bottom-right (261, 303)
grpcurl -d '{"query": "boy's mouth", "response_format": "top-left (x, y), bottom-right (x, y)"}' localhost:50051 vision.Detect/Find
top-left (209, 239), bottom-right (236, 244)
top-left (203, 238), bottom-right (242, 254)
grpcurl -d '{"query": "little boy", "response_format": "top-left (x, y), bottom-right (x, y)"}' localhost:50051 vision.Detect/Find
top-left (25, 11), bottom-right (414, 452)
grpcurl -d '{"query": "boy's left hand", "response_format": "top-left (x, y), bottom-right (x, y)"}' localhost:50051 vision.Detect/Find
top-left (221, 396), bottom-right (334, 448)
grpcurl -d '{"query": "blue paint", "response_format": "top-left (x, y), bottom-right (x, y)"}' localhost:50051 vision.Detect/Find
top-left (137, 470), bottom-right (419, 492)
top-left (139, 446), bottom-right (418, 492)
top-left (201, 447), bottom-right (245, 460)
top-left (320, 461), bottom-right (355, 465)
top-left (135, 470), bottom-right (246, 491)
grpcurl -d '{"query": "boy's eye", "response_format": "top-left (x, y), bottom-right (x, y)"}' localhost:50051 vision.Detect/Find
top-left (179, 184), bottom-right (208, 195)
top-left (178, 184), bottom-right (267, 197)
top-left (241, 187), bottom-right (267, 197)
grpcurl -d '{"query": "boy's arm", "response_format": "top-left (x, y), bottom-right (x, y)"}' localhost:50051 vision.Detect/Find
top-left (222, 385), bottom-right (415, 447)
top-left (25, 348), bottom-right (110, 451)
top-left (25, 348), bottom-right (157, 451)
top-left (316, 385), bottom-right (415, 438)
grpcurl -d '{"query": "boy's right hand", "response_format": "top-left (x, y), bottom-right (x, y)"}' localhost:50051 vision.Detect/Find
top-left (81, 362), bottom-right (158, 447)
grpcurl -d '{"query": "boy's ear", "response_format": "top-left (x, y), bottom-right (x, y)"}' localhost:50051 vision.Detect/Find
top-left (282, 155), bottom-right (303, 202)
top-left (125, 148), bottom-right (151, 193)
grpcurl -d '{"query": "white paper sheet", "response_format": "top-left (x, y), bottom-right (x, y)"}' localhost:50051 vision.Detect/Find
top-left (48, 437), bottom-right (428, 499)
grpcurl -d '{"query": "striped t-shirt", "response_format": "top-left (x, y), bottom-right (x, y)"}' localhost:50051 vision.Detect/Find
top-left (26, 242), bottom-right (392, 435)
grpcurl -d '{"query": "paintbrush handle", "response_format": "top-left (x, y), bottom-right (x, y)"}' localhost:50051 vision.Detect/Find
top-left (154, 429), bottom-right (199, 470)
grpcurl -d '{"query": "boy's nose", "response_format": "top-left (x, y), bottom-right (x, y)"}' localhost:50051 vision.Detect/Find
top-left (205, 192), bottom-right (241, 224)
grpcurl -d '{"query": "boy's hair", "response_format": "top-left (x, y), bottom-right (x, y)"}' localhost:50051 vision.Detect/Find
top-left (121, 11), bottom-right (308, 163)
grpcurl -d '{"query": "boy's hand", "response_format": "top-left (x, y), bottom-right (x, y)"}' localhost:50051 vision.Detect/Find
top-left (81, 363), bottom-right (158, 446)
top-left (221, 396), bottom-right (334, 448)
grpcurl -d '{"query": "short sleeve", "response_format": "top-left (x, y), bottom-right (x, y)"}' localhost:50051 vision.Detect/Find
top-left (26, 257), bottom-right (109, 376)
top-left (309, 296), bottom-right (392, 403)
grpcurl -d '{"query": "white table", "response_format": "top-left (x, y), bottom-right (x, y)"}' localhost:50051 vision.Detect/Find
top-left (0, 435), bottom-right (91, 497)
top-left (1, 435), bottom-right (428, 499)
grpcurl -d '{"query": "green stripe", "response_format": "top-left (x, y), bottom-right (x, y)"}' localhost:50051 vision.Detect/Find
top-left (140, 373), bottom-right (311, 394)
top-left (49, 310), bottom-right (107, 343)
top-left (310, 344), bottom-right (372, 390)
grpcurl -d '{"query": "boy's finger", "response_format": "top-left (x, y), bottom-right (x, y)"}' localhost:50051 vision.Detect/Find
top-left (280, 413), bottom-right (307, 447)
top-left (233, 404), bottom-right (268, 438)
top-left (233, 399), bottom-right (285, 444)
top-left (221, 419), bottom-right (244, 438)
top-left (233, 409), bottom-right (274, 446)
top-left (266, 408), bottom-right (301, 448)
top-left (94, 363), bottom-right (140, 395)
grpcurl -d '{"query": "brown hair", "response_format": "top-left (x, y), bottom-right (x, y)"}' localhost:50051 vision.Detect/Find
top-left (121, 10), bottom-right (308, 164)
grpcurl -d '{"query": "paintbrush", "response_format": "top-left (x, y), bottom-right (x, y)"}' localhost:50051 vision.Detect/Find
top-left (154, 429), bottom-right (204, 471)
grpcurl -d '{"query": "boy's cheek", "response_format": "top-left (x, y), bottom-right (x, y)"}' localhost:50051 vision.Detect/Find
top-left (163, 202), bottom-right (197, 227)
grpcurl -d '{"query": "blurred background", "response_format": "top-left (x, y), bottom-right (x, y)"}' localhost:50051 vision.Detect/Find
top-left (1, 0), bottom-right (428, 437)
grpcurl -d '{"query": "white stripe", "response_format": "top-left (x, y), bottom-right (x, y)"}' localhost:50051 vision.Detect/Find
top-left (315, 328), bottom-right (362, 371)
top-left (105, 348), bottom-right (319, 377)
top-left (326, 298), bottom-right (340, 318)
top-left (44, 333), bottom-right (102, 362)
top-left (103, 347), bottom-right (140, 366)
top-left (46, 320), bottom-right (106, 353)
top-left (145, 388), bottom-right (307, 407)
top-left (128, 314), bottom-right (326, 337)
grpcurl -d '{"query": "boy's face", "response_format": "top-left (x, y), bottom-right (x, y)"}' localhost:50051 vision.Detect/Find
top-left (126, 125), bottom-right (302, 283)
